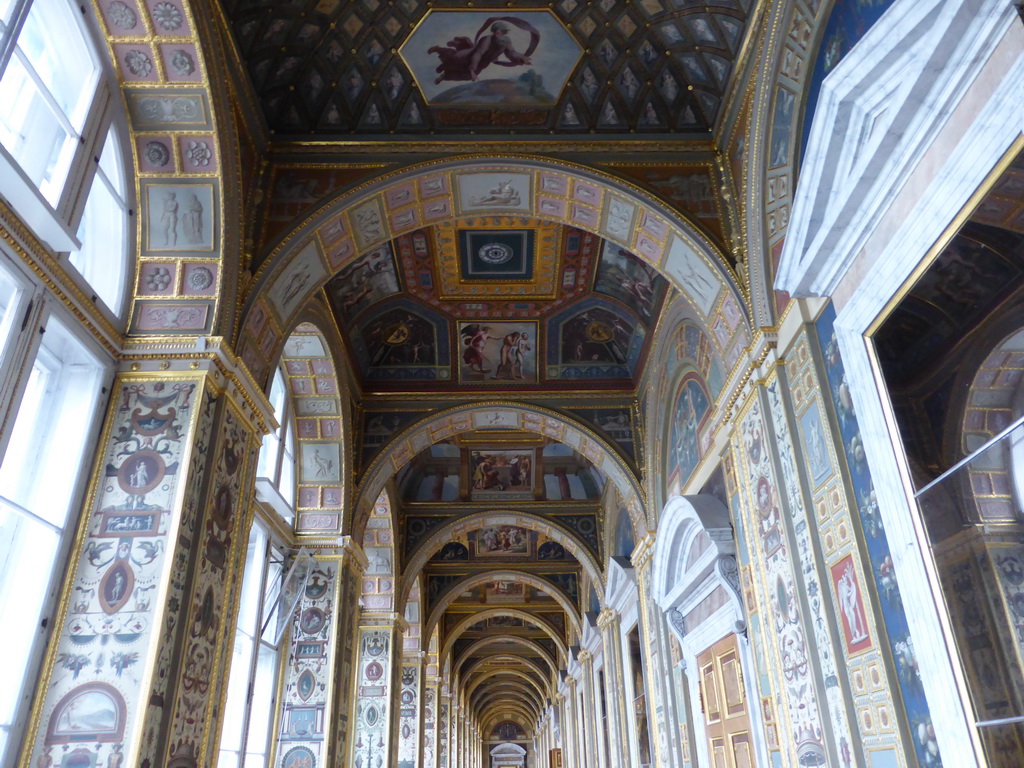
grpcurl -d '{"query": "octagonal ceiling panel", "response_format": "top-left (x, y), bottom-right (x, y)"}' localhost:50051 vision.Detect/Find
top-left (324, 220), bottom-right (668, 392)
top-left (223, 0), bottom-right (754, 135)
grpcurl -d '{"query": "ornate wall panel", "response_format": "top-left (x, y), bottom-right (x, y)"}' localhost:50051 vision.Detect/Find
top-left (165, 395), bottom-right (259, 766)
top-left (763, 370), bottom-right (857, 758)
top-left (276, 560), bottom-right (340, 768)
top-left (28, 377), bottom-right (206, 767)
top-left (350, 627), bottom-right (394, 766)
top-left (732, 390), bottom-right (827, 766)
top-left (398, 663), bottom-right (421, 768)
top-left (784, 323), bottom-right (911, 764)
top-left (813, 304), bottom-right (943, 767)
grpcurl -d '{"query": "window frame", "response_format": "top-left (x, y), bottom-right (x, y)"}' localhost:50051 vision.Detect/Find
top-left (0, 0), bottom-right (133, 322)
top-left (218, 508), bottom-right (292, 768)
top-left (0, 247), bottom-right (115, 768)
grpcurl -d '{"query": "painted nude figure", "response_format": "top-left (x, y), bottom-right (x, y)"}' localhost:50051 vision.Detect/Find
top-left (428, 16), bottom-right (540, 85)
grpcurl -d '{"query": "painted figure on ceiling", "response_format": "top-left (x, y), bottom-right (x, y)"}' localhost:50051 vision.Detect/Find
top-left (428, 17), bottom-right (539, 84)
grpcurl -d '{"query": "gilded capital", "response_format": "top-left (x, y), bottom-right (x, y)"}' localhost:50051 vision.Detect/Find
top-left (596, 607), bottom-right (619, 629)
top-left (577, 649), bottom-right (593, 664)
top-left (631, 532), bottom-right (656, 571)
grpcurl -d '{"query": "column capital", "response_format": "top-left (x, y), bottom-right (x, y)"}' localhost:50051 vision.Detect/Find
top-left (121, 336), bottom-right (276, 435)
top-left (555, 692), bottom-right (565, 704)
top-left (577, 649), bottom-right (593, 664)
top-left (564, 675), bottom-right (577, 688)
top-left (631, 532), bottom-right (656, 571)
top-left (596, 607), bottom-right (619, 629)
top-left (337, 535), bottom-right (369, 574)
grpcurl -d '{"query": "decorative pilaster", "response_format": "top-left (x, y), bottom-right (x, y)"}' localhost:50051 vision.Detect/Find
top-left (276, 538), bottom-right (364, 768)
top-left (22, 353), bottom-right (270, 768)
top-left (564, 677), bottom-right (579, 768)
top-left (577, 650), bottom-right (598, 765)
top-left (398, 656), bottom-right (423, 768)
top-left (348, 612), bottom-right (408, 767)
top-left (597, 608), bottom-right (630, 768)
top-left (422, 676), bottom-right (439, 768)
top-left (438, 692), bottom-right (450, 768)
top-left (633, 533), bottom-right (671, 768)
top-left (329, 539), bottom-right (369, 768)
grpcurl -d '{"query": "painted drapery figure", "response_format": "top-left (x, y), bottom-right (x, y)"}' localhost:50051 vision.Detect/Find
top-left (428, 17), bottom-right (539, 84)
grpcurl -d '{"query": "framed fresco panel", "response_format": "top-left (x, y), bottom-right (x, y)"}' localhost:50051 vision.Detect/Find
top-left (476, 525), bottom-right (530, 555)
top-left (470, 451), bottom-right (535, 501)
top-left (830, 554), bottom-right (873, 655)
top-left (458, 322), bottom-right (538, 384)
top-left (399, 10), bottom-right (582, 106)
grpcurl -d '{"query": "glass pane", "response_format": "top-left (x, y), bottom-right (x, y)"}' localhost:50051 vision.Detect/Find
top-left (917, 423), bottom-right (1024, 765)
top-left (244, 644), bottom-right (279, 757)
top-left (0, 315), bottom-right (104, 525)
top-left (68, 163), bottom-right (127, 314)
top-left (0, 52), bottom-right (74, 203)
top-left (217, 751), bottom-right (240, 768)
top-left (280, 425), bottom-right (295, 506)
top-left (97, 128), bottom-right (125, 202)
top-left (0, 498), bottom-right (61, 727)
top-left (259, 549), bottom-right (284, 644)
top-left (219, 631), bottom-right (254, 753)
top-left (0, 260), bottom-right (24, 363)
top-left (17, 0), bottom-right (97, 127)
top-left (236, 525), bottom-right (267, 637)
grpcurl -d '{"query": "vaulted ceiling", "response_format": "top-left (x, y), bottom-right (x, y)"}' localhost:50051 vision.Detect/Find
top-left (323, 219), bottom-right (669, 394)
top-left (222, 0), bottom-right (755, 136)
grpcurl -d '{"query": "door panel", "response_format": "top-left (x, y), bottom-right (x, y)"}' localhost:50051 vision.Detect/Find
top-left (697, 634), bottom-right (757, 768)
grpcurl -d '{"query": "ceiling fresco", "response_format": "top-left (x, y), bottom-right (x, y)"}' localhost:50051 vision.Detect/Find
top-left (223, 0), bottom-right (754, 135)
top-left (324, 220), bottom-right (668, 392)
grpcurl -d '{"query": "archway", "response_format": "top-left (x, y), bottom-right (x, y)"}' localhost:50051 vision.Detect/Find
top-left (424, 570), bottom-right (582, 641)
top-left (237, 156), bottom-right (749, 396)
top-left (399, 509), bottom-right (606, 609)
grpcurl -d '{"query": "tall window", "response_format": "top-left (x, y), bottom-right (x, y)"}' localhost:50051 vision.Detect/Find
top-left (0, 0), bottom-right (129, 316)
top-left (255, 367), bottom-right (296, 517)
top-left (218, 522), bottom-right (286, 768)
top-left (0, 256), bottom-right (110, 764)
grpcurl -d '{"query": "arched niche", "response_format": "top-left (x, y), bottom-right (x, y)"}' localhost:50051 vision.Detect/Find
top-left (424, 570), bottom-right (582, 642)
top-left (651, 494), bottom-right (769, 768)
top-left (237, 156), bottom-right (748, 393)
top-left (360, 489), bottom-right (397, 613)
top-left (399, 509), bottom-right (605, 610)
top-left (272, 321), bottom-right (349, 533)
top-left (642, 303), bottom-right (730, 509)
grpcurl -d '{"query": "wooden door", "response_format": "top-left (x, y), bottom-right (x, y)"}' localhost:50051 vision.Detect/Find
top-left (697, 634), bottom-right (757, 768)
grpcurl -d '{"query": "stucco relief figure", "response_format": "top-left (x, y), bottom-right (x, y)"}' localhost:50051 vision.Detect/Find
top-left (428, 17), bottom-right (539, 85)
top-left (470, 179), bottom-right (521, 207)
top-left (182, 193), bottom-right (203, 244)
top-left (161, 192), bottom-right (179, 246)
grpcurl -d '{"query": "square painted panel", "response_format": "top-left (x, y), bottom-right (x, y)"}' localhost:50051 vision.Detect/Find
top-left (458, 229), bottom-right (535, 280)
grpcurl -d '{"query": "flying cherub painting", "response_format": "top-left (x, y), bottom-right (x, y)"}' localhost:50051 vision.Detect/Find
top-left (399, 10), bottom-right (583, 106)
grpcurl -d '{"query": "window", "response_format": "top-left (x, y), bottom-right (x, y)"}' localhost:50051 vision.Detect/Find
top-left (256, 368), bottom-right (296, 516)
top-left (0, 303), bottom-right (108, 765)
top-left (0, 0), bottom-right (130, 317)
top-left (218, 522), bottom-right (286, 768)
top-left (68, 128), bottom-right (128, 314)
top-left (0, 0), bottom-right (99, 204)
